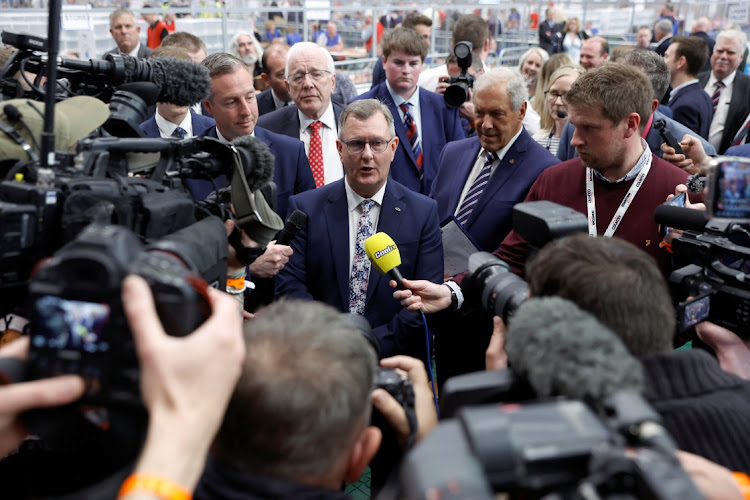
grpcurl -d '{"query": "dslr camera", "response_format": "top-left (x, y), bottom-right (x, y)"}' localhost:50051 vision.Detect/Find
top-left (444, 41), bottom-right (475, 108)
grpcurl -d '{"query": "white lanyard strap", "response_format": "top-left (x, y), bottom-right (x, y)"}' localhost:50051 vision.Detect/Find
top-left (585, 154), bottom-right (652, 237)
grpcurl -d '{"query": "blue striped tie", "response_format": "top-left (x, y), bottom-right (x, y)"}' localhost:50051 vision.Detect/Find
top-left (711, 81), bottom-right (724, 113)
top-left (456, 152), bottom-right (497, 226)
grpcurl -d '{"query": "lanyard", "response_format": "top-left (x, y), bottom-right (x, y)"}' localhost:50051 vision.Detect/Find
top-left (585, 154), bottom-right (652, 237)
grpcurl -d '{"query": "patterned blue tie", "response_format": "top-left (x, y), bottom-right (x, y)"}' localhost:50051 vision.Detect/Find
top-left (349, 199), bottom-right (376, 314)
top-left (456, 152), bottom-right (497, 226)
top-left (171, 126), bottom-right (187, 139)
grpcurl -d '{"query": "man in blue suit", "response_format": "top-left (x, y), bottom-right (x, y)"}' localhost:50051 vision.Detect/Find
top-left (199, 52), bottom-right (315, 221)
top-left (430, 67), bottom-right (559, 253)
top-left (276, 100), bottom-right (443, 358)
top-left (665, 36), bottom-right (713, 139)
top-left (353, 27), bottom-right (465, 195)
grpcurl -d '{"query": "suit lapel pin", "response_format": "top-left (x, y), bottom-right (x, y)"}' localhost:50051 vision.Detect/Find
top-left (395, 207), bottom-right (402, 212)
top-left (509, 159), bottom-right (515, 165)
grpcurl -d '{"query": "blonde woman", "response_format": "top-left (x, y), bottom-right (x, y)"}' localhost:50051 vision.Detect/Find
top-left (532, 65), bottom-right (584, 156)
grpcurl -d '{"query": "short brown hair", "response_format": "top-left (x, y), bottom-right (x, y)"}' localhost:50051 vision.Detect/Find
top-left (161, 32), bottom-right (207, 55)
top-left (381, 27), bottom-right (428, 61)
top-left (670, 35), bottom-right (709, 77)
top-left (452, 14), bottom-right (490, 57)
top-left (526, 234), bottom-right (675, 356)
top-left (151, 45), bottom-right (191, 61)
top-left (564, 63), bottom-right (652, 131)
top-left (402, 12), bottom-right (432, 29)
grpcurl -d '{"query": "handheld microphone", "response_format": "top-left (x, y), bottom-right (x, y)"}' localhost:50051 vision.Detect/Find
top-left (364, 232), bottom-right (405, 290)
top-left (505, 297), bottom-right (644, 408)
top-left (275, 210), bottom-right (307, 246)
top-left (556, 110), bottom-right (567, 119)
top-left (653, 204), bottom-right (708, 232)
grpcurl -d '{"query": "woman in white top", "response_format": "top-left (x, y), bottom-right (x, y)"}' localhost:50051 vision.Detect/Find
top-left (561, 17), bottom-right (588, 64)
top-left (532, 65), bottom-right (584, 157)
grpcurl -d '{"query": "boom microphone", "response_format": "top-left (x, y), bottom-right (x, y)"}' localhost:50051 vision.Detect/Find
top-left (230, 135), bottom-right (276, 191)
top-left (505, 297), bottom-right (644, 408)
top-left (275, 210), bottom-right (307, 246)
top-left (364, 232), bottom-right (405, 289)
top-left (654, 204), bottom-right (709, 232)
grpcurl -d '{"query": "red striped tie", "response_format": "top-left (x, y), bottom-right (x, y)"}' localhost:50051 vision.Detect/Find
top-left (399, 103), bottom-right (423, 171)
top-left (711, 81), bottom-right (725, 114)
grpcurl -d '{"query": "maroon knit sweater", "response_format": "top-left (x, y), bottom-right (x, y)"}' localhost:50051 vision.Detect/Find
top-left (496, 154), bottom-right (694, 277)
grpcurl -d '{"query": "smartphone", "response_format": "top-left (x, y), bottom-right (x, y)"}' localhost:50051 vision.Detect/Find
top-left (676, 294), bottom-right (711, 332)
top-left (660, 192), bottom-right (686, 238)
top-left (655, 119), bottom-right (687, 157)
top-left (707, 157), bottom-right (750, 221)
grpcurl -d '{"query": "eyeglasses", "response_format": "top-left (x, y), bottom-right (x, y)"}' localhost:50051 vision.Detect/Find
top-left (342, 138), bottom-right (394, 154)
top-left (544, 90), bottom-right (567, 102)
top-left (288, 69), bottom-right (332, 85)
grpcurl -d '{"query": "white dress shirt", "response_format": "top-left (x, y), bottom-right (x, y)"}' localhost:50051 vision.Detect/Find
top-left (155, 110), bottom-right (193, 138)
top-left (386, 81), bottom-right (422, 145)
top-left (705, 70), bottom-right (737, 151)
top-left (299, 102), bottom-right (343, 185)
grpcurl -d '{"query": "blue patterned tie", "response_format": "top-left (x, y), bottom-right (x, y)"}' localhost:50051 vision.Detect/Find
top-left (456, 152), bottom-right (497, 226)
top-left (399, 103), bottom-right (423, 171)
top-left (349, 199), bottom-right (376, 314)
top-left (172, 126), bottom-right (187, 139)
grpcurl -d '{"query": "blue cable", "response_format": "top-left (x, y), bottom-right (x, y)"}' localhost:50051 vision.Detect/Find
top-left (420, 310), bottom-right (440, 419)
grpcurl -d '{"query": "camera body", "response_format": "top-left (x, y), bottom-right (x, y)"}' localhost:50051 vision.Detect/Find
top-left (444, 41), bottom-right (476, 108)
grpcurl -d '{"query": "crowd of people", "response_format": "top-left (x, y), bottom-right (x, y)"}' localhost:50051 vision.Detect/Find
top-left (2, 2), bottom-right (750, 499)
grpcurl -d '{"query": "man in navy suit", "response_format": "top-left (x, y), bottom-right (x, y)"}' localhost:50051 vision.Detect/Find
top-left (257, 42), bottom-right (346, 188)
top-left (103, 8), bottom-right (152, 59)
top-left (139, 46), bottom-right (216, 139)
top-left (538, 7), bottom-right (562, 55)
top-left (275, 100), bottom-right (443, 358)
top-left (665, 36), bottom-right (712, 139)
top-left (199, 52), bottom-right (315, 221)
top-left (257, 43), bottom-right (292, 116)
top-left (354, 28), bottom-right (465, 195)
top-left (431, 67), bottom-right (559, 253)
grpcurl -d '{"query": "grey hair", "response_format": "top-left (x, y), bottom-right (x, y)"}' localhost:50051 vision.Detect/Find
top-left (285, 41), bottom-right (336, 77)
top-left (474, 67), bottom-right (528, 111)
top-left (518, 47), bottom-right (550, 70)
top-left (620, 48), bottom-right (670, 101)
top-left (215, 300), bottom-right (377, 480)
top-left (201, 52), bottom-right (247, 102)
top-left (229, 31), bottom-right (264, 62)
top-left (338, 99), bottom-right (396, 140)
top-left (716, 29), bottom-right (748, 57)
top-left (109, 8), bottom-right (135, 27)
top-left (654, 19), bottom-right (673, 36)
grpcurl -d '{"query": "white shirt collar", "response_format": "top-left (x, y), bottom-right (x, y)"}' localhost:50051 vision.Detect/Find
top-left (271, 89), bottom-right (290, 110)
top-left (122, 42), bottom-right (141, 57)
top-left (155, 110), bottom-right (193, 138)
top-left (669, 78), bottom-right (699, 99)
top-left (385, 80), bottom-right (419, 108)
top-left (345, 178), bottom-right (387, 212)
top-left (709, 70), bottom-right (736, 88)
top-left (299, 102), bottom-right (336, 131)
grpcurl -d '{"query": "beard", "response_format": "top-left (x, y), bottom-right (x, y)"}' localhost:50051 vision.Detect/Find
top-left (241, 54), bottom-right (258, 66)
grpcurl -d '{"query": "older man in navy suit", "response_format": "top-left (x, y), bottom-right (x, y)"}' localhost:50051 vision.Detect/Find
top-left (431, 67), bottom-right (559, 253)
top-left (276, 100), bottom-right (443, 358)
top-left (353, 27), bottom-right (465, 195)
top-left (257, 42), bottom-right (346, 188)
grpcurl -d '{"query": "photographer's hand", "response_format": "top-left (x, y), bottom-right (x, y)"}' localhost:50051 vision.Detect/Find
top-left (696, 321), bottom-right (750, 380)
top-left (0, 337), bottom-right (85, 457)
top-left (121, 275), bottom-right (245, 493)
top-left (485, 316), bottom-right (509, 371)
top-left (371, 356), bottom-right (437, 450)
top-left (434, 75), bottom-right (451, 96)
top-left (391, 278), bottom-right (451, 314)
top-left (249, 241), bottom-right (293, 278)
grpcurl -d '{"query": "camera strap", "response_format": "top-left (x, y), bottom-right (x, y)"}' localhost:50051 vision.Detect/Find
top-left (0, 117), bottom-right (39, 162)
top-left (585, 153), bottom-right (652, 238)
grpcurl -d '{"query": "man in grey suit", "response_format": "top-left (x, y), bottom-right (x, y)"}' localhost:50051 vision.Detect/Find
top-left (103, 8), bottom-right (152, 60)
top-left (257, 42), bottom-right (345, 187)
top-left (698, 29), bottom-right (750, 154)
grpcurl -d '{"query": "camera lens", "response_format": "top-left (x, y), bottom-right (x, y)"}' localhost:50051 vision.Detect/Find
top-left (445, 81), bottom-right (469, 108)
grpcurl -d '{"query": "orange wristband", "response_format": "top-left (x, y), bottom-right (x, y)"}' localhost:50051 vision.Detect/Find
top-left (226, 276), bottom-right (246, 290)
top-left (118, 473), bottom-right (192, 500)
top-left (734, 472), bottom-right (750, 499)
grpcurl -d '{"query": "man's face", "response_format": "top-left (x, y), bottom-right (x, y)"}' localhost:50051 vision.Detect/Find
top-left (414, 24), bottom-right (432, 47)
top-left (326, 22), bottom-right (337, 37)
top-left (264, 49), bottom-right (290, 101)
top-left (286, 49), bottom-right (336, 120)
top-left (473, 84), bottom-right (525, 153)
top-left (337, 113), bottom-right (398, 198)
top-left (579, 40), bottom-right (606, 70)
top-left (237, 35), bottom-right (256, 58)
top-left (567, 104), bottom-right (628, 175)
top-left (711, 36), bottom-right (743, 81)
top-left (546, 8), bottom-right (555, 21)
top-left (383, 50), bottom-right (422, 97)
top-left (142, 13), bottom-right (159, 25)
top-left (663, 42), bottom-right (680, 76)
top-left (110, 14), bottom-right (140, 53)
top-left (636, 28), bottom-right (651, 48)
top-left (204, 68), bottom-right (258, 140)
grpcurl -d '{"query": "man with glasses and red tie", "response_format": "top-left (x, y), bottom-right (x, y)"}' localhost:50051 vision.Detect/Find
top-left (275, 99), bottom-right (443, 359)
top-left (353, 27), bottom-right (465, 195)
top-left (257, 42), bottom-right (346, 188)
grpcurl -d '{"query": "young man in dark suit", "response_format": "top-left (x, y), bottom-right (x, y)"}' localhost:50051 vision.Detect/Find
top-left (256, 43), bottom-right (292, 116)
top-left (353, 28), bottom-right (465, 195)
top-left (665, 36), bottom-right (713, 139)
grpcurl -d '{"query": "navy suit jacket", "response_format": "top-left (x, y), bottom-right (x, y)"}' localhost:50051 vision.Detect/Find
top-left (103, 44), bottom-right (153, 60)
top-left (256, 88), bottom-right (278, 117)
top-left (200, 126), bottom-right (315, 217)
top-left (668, 81), bottom-right (712, 139)
top-left (556, 110), bottom-right (717, 161)
top-left (698, 70), bottom-right (750, 153)
top-left (353, 83), bottom-right (466, 195)
top-left (430, 131), bottom-right (560, 253)
top-left (139, 111), bottom-right (216, 138)
top-left (275, 179), bottom-right (444, 358)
